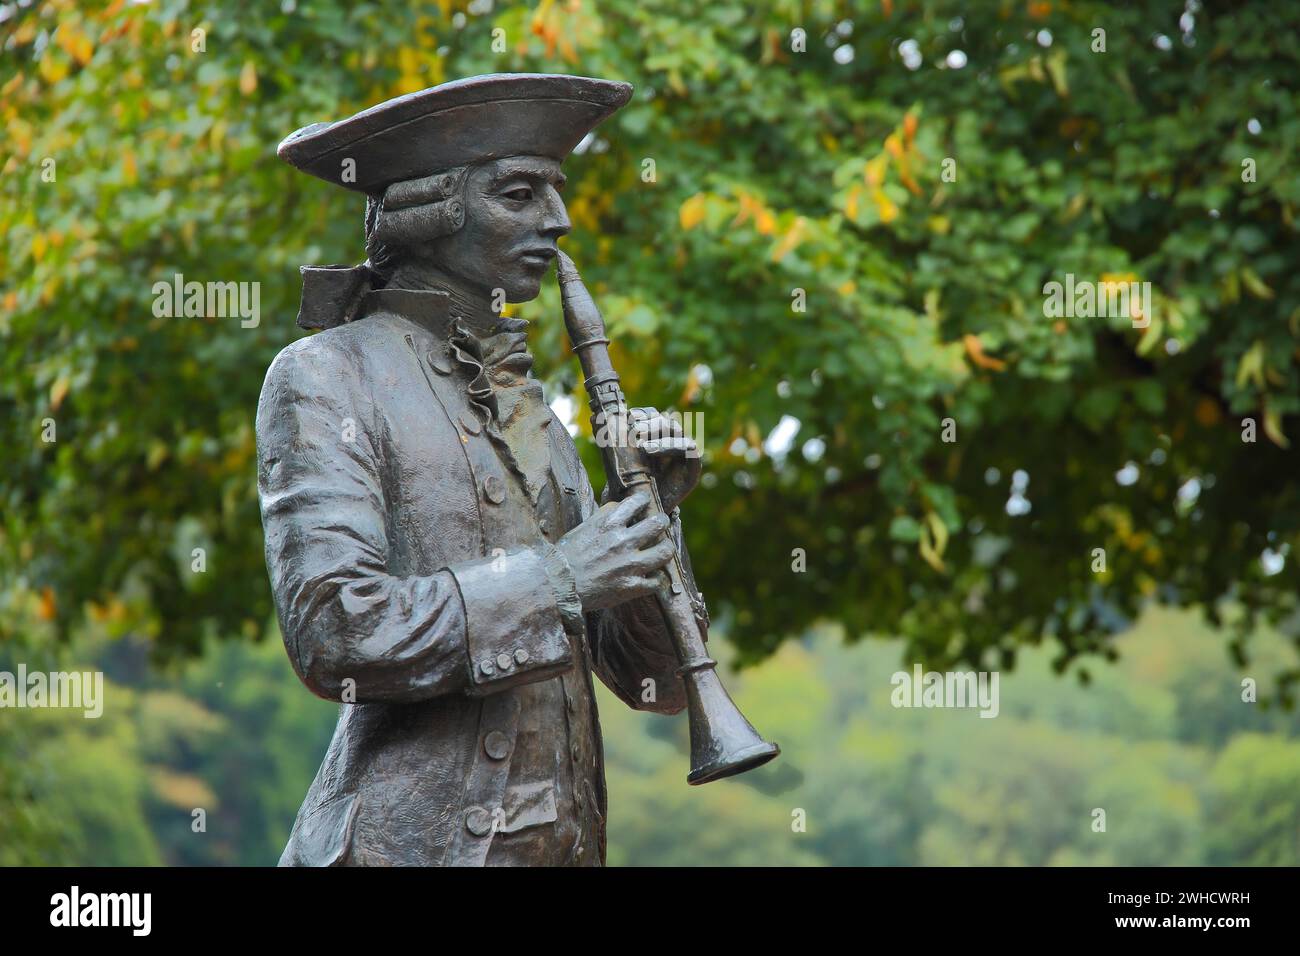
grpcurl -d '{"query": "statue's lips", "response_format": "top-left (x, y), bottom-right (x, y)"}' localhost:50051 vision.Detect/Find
top-left (518, 248), bottom-right (557, 269)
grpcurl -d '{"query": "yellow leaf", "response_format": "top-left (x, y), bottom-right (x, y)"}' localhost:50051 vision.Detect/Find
top-left (1264, 401), bottom-right (1289, 448)
top-left (679, 194), bottom-right (707, 231)
top-left (57, 24), bottom-right (94, 66)
top-left (239, 60), bottom-right (257, 96)
top-left (1045, 50), bottom-right (1069, 97)
top-left (150, 770), bottom-right (218, 810)
top-left (395, 46), bottom-right (425, 95)
top-left (559, 34), bottom-right (578, 65)
top-left (1235, 341), bottom-right (1266, 390)
top-left (770, 216), bottom-right (807, 262)
top-left (32, 232), bottom-right (47, 262)
top-left (963, 333), bottom-right (1006, 371)
top-left (1099, 271), bottom-right (1139, 286)
top-left (122, 150), bottom-right (137, 185)
top-left (919, 514), bottom-right (947, 573)
top-left (37, 586), bottom-right (57, 621)
top-left (38, 54), bottom-right (69, 84)
top-left (865, 154), bottom-right (888, 187)
top-left (1135, 314), bottom-right (1163, 356)
top-left (903, 112), bottom-right (918, 145)
top-left (531, 0), bottom-right (559, 55)
top-left (426, 55), bottom-right (445, 87)
top-left (844, 184), bottom-right (861, 220)
top-left (873, 188), bottom-right (899, 223)
top-left (1241, 267), bottom-right (1275, 300)
top-left (731, 191), bottom-right (755, 227)
top-left (50, 375), bottom-right (69, 411)
top-left (926, 511), bottom-right (949, 557)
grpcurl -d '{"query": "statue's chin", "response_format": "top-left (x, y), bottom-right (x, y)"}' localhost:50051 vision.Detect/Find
top-left (503, 279), bottom-right (544, 304)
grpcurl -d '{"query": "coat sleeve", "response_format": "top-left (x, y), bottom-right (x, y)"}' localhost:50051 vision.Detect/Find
top-left (572, 472), bottom-right (689, 716)
top-left (257, 340), bottom-right (572, 705)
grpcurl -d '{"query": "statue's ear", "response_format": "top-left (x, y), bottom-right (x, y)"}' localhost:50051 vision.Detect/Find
top-left (372, 168), bottom-right (468, 246)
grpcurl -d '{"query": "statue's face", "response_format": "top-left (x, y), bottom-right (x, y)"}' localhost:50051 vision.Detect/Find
top-left (425, 155), bottom-right (571, 303)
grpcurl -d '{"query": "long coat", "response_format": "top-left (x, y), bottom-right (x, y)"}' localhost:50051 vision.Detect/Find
top-left (256, 287), bottom-right (687, 866)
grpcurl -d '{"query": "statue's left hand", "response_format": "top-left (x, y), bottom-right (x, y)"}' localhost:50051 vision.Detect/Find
top-left (597, 406), bottom-right (702, 512)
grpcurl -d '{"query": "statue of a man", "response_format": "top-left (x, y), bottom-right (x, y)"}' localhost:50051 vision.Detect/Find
top-left (258, 74), bottom-right (704, 866)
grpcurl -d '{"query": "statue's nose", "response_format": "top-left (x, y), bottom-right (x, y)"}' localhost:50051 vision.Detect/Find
top-left (540, 189), bottom-right (571, 239)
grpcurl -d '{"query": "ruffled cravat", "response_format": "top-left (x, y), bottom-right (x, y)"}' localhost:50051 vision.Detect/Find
top-left (296, 268), bottom-right (558, 503)
top-left (449, 314), bottom-right (554, 504)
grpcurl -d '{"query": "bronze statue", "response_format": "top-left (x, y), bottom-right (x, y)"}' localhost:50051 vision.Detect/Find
top-left (259, 73), bottom-right (776, 867)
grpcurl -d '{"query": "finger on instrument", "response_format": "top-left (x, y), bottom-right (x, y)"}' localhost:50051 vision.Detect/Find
top-left (631, 538), bottom-right (676, 571)
top-left (639, 436), bottom-right (697, 456)
top-left (627, 511), bottom-right (671, 547)
top-left (607, 488), bottom-right (651, 526)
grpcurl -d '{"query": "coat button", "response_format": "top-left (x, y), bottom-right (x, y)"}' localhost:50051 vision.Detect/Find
top-left (465, 806), bottom-right (493, 837)
top-left (514, 647), bottom-right (529, 665)
top-left (483, 730), bottom-right (511, 760)
top-left (426, 350), bottom-right (452, 375)
top-left (460, 411), bottom-right (482, 435)
top-left (483, 475), bottom-right (505, 504)
top-left (496, 651), bottom-right (513, 671)
top-left (479, 659), bottom-right (496, 677)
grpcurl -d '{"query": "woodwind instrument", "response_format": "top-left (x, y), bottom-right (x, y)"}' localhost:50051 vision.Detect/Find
top-left (557, 251), bottom-right (780, 784)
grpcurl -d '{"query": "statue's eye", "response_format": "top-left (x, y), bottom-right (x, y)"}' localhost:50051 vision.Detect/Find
top-left (502, 187), bottom-right (534, 202)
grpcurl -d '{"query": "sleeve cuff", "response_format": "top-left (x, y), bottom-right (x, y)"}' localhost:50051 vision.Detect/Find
top-left (448, 547), bottom-right (574, 696)
top-left (539, 542), bottom-right (585, 637)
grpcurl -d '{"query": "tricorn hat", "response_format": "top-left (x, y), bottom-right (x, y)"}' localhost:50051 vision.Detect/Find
top-left (278, 72), bottom-right (633, 194)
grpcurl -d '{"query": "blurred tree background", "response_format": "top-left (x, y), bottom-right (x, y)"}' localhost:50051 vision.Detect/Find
top-left (3, 0), bottom-right (1300, 864)
top-left (6, 608), bottom-right (1300, 865)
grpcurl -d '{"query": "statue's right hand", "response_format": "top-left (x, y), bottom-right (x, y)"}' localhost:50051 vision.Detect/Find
top-left (556, 490), bottom-right (674, 611)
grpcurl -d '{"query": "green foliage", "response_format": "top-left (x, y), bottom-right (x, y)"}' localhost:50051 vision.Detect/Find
top-left (0, 645), bottom-right (160, 865)
top-left (0, 632), bottom-right (335, 865)
top-left (609, 607), bottom-right (1300, 865)
top-left (6, 607), bottom-right (1294, 866)
top-left (4, 0), bottom-right (1300, 864)
top-left (1205, 734), bottom-right (1300, 865)
top-left (5, 1), bottom-right (1300, 689)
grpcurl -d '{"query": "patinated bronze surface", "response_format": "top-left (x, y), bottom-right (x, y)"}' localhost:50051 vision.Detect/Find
top-left (259, 74), bottom-right (718, 866)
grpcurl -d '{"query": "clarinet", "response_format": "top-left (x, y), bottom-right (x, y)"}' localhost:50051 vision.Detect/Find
top-left (556, 251), bottom-right (779, 785)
